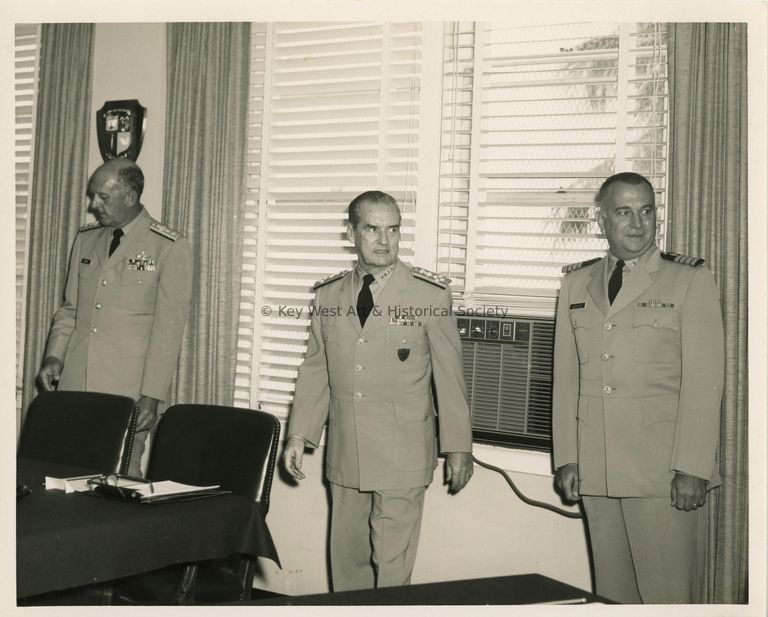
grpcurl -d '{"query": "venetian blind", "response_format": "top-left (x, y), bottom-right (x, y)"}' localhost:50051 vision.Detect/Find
top-left (439, 22), bottom-right (668, 315)
top-left (238, 22), bottom-right (424, 417)
top-left (15, 24), bottom-right (40, 410)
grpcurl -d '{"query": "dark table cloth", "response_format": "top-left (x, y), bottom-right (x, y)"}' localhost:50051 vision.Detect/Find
top-left (17, 458), bottom-right (279, 598)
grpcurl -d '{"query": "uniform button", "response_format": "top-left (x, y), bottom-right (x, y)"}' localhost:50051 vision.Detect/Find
top-left (604, 385), bottom-right (612, 394)
top-left (101, 279), bottom-right (108, 286)
top-left (92, 327), bottom-right (98, 333)
top-left (601, 353), bottom-right (610, 360)
top-left (604, 323), bottom-right (613, 330)
top-left (95, 303), bottom-right (102, 310)
top-left (355, 365), bottom-right (362, 371)
top-left (357, 338), bottom-right (364, 345)
top-left (354, 392), bottom-right (362, 399)
top-left (137, 280), bottom-right (143, 285)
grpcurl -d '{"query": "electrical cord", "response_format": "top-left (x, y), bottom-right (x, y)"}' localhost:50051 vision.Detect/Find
top-left (472, 455), bottom-right (584, 519)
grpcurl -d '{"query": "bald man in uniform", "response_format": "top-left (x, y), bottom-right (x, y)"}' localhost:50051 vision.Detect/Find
top-left (283, 190), bottom-right (473, 591)
top-left (37, 159), bottom-right (192, 475)
top-left (552, 172), bottom-right (724, 603)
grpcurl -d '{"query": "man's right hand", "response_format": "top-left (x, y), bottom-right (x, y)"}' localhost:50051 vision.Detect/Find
top-left (37, 357), bottom-right (63, 392)
top-left (555, 463), bottom-right (581, 502)
top-left (282, 435), bottom-right (307, 480)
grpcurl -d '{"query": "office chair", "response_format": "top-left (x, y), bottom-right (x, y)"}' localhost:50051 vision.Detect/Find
top-left (18, 391), bottom-right (137, 475)
top-left (113, 404), bottom-right (281, 605)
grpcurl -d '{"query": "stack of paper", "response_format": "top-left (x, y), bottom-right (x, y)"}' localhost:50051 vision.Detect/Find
top-left (45, 475), bottom-right (99, 493)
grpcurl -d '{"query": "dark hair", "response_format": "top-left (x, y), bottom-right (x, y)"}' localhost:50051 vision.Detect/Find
top-left (595, 172), bottom-right (654, 208)
top-left (116, 163), bottom-right (144, 199)
top-left (347, 191), bottom-right (399, 228)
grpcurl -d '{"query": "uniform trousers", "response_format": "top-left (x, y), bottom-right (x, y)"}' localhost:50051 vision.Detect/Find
top-left (329, 482), bottom-right (426, 592)
top-left (582, 495), bottom-right (707, 604)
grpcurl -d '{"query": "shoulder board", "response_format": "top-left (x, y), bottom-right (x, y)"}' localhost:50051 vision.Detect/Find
top-left (660, 252), bottom-right (705, 266)
top-left (79, 221), bottom-right (101, 232)
top-left (561, 257), bottom-right (601, 274)
top-left (411, 267), bottom-right (451, 289)
top-left (313, 270), bottom-right (350, 289)
top-left (150, 221), bottom-right (182, 241)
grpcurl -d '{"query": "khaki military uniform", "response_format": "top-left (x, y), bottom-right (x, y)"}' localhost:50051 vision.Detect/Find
top-left (289, 259), bottom-right (472, 590)
top-left (552, 245), bottom-right (724, 603)
top-left (45, 208), bottom-right (193, 471)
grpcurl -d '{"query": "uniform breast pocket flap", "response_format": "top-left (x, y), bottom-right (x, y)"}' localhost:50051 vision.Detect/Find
top-left (631, 311), bottom-right (680, 364)
top-left (121, 269), bottom-right (159, 287)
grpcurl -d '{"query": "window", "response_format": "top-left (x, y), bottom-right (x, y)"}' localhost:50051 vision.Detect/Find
top-left (439, 22), bottom-right (669, 315)
top-left (15, 24), bottom-right (40, 411)
top-left (239, 22), bottom-right (426, 417)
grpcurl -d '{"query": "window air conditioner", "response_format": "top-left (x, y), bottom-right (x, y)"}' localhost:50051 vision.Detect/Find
top-left (456, 316), bottom-right (555, 451)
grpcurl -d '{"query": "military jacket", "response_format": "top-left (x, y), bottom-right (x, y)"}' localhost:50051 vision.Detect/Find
top-left (552, 246), bottom-right (724, 497)
top-left (45, 208), bottom-right (193, 402)
top-left (288, 260), bottom-right (473, 491)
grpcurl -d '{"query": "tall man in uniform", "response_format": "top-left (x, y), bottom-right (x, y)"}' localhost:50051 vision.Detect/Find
top-left (37, 159), bottom-right (193, 476)
top-left (552, 172), bottom-right (724, 603)
top-left (283, 190), bottom-right (473, 591)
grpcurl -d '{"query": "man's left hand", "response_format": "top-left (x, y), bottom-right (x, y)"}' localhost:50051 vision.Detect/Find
top-left (671, 471), bottom-right (707, 511)
top-left (445, 452), bottom-right (473, 494)
top-left (135, 396), bottom-right (160, 432)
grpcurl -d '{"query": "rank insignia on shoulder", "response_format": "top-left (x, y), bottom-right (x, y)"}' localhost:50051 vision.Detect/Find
top-left (411, 267), bottom-right (451, 289)
top-left (660, 252), bottom-right (705, 266)
top-left (313, 270), bottom-right (350, 289)
top-left (150, 221), bottom-right (182, 241)
top-left (562, 257), bottom-right (601, 274)
top-left (79, 221), bottom-right (101, 232)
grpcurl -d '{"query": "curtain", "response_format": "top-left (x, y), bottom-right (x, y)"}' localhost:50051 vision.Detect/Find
top-left (20, 24), bottom-right (94, 422)
top-left (163, 23), bottom-right (251, 406)
top-left (667, 23), bottom-right (748, 604)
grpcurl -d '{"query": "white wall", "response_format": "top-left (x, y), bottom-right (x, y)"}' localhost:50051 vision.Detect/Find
top-left (89, 24), bottom-right (166, 218)
top-left (85, 23), bottom-right (593, 597)
top-left (253, 444), bottom-right (591, 596)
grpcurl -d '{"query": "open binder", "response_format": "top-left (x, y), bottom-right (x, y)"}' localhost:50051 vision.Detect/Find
top-left (86, 474), bottom-right (230, 504)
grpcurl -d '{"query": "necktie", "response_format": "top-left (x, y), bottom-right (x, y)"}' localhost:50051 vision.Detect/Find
top-left (357, 273), bottom-right (375, 327)
top-left (608, 260), bottom-right (625, 305)
top-left (109, 228), bottom-right (124, 257)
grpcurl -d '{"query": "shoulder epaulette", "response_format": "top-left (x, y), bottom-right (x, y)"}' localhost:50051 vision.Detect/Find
top-left (150, 221), bottom-right (182, 241)
top-left (561, 257), bottom-right (601, 274)
top-left (313, 270), bottom-right (350, 289)
top-left (411, 266), bottom-right (451, 289)
top-left (660, 252), bottom-right (705, 266)
top-left (79, 221), bottom-right (101, 232)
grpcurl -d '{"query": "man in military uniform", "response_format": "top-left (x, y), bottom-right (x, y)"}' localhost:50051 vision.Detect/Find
top-left (283, 190), bottom-right (473, 591)
top-left (37, 159), bottom-right (192, 476)
top-left (552, 172), bottom-right (724, 603)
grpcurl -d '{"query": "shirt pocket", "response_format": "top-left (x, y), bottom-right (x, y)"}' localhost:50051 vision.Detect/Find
top-left (78, 261), bottom-right (95, 279)
top-left (569, 313), bottom-right (591, 364)
top-left (631, 311), bottom-right (680, 364)
top-left (385, 324), bottom-right (428, 371)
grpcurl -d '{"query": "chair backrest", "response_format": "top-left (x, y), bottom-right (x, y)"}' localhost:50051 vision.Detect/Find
top-left (18, 391), bottom-right (137, 474)
top-left (146, 405), bottom-right (280, 514)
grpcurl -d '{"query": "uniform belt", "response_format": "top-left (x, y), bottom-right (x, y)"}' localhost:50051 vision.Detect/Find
top-left (579, 379), bottom-right (678, 398)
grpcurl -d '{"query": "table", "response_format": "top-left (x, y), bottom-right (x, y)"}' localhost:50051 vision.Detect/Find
top-left (242, 573), bottom-right (607, 605)
top-left (17, 458), bottom-right (279, 598)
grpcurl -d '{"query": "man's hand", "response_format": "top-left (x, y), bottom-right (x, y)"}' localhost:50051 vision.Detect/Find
top-left (37, 356), bottom-right (63, 392)
top-left (555, 463), bottom-right (581, 502)
top-left (135, 396), bottom-right (160, 432)
top-left (671, 471), bottom-right (707, 511)
top-left (283, 435), bottom-right (307, 480)
top-left (445, 451), bottom-right (473, 494)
